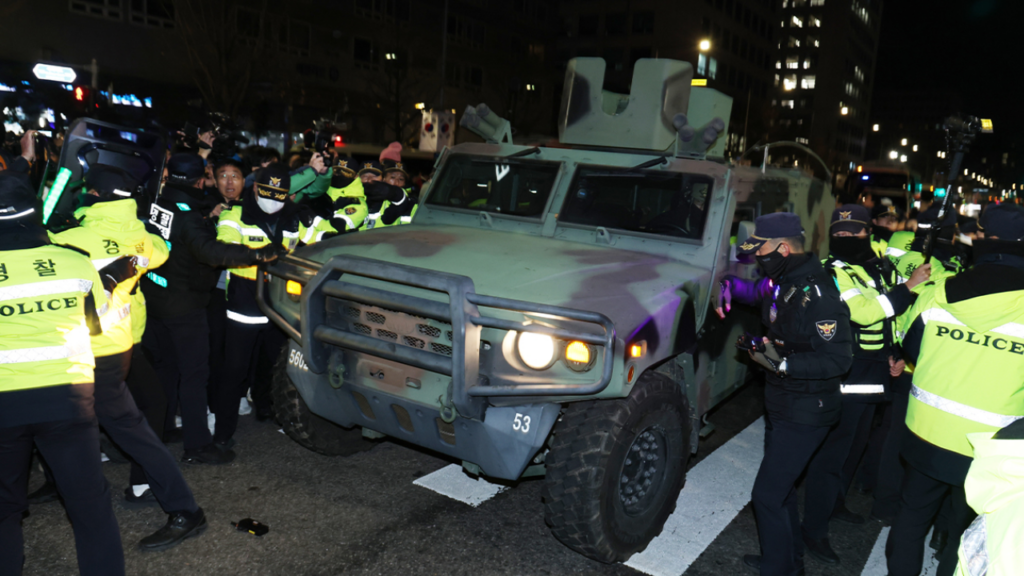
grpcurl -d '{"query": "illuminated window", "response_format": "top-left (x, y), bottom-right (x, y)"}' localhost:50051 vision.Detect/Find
top-left (786, 56), bottom-right (799, 69)
top-left (775, 60), bottom-right (782, 69)
top-left (808, 36), bottom-right (820, 48)
top-left (698, 53), bottom-right (707, 75)
top-left (796, 137), bottom-right (810, 144)
top-left (803, 58), bottom-right (812, 69)
top-left (809, 16), bottom-right (821, 27)
top-left (810, 0), bottom-right (825, 5)
top-left (781, 100), bottom-right (795, 109)
top-left (791, 15), bottom-right (803, 27)
top-left (801, 75), bottom-right (815, 89)
top-left (774, 74), bottom-right (780, 87)
top-left (854, 65), bottom-right (865, 82)
top-left (788, 36), bottom-right (801, 48)
top-left (782, 74), bottom-right (797, 91)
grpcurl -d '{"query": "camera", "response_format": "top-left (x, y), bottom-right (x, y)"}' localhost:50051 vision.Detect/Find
top-left (176, 112), bottom-right (250, 162)
top-left (302, 118), bottom-right (344, 156)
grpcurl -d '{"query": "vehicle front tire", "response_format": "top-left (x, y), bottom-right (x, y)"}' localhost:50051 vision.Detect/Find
top-left (272, 349), bottom-right (375, 456)
top-left (542, 371), bottom-right (691, 563)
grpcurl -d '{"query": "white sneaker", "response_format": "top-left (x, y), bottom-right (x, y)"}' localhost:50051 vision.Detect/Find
top-left (238, 397), bottom-right (253, 416)
top-left (207, 412), bottom-right (216, 436)
top-left (175, 415), bottom-right (183, 428)
top-left (100, 452), bottom-right (110, 463)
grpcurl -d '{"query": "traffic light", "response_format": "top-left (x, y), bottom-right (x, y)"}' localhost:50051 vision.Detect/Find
top-left (75, 86), bottom-right (86, 101)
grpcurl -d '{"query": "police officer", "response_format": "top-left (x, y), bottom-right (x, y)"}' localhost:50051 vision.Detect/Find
top-left (141, 153), bottom-right (280, 464)
top-left (955, 419), bottom-right (1024, 575)
top-left (50, 163), bottom-right (210, 551)
top-left (717, 212), bottom-right (853, 576)
top-left (799, 206), bottom-right (931, 564)
top-left (214, 163), bottom-right (301, 449)
top-left (0, 171), bottom-right (124, 575)
top-left (326, 157), bottom-right (369, 231)
top-left (886, 203), bottom-right (1024, 576)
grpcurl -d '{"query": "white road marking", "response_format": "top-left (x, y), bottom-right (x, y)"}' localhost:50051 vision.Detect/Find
top-left (413, 464), bottom-right (508, 507)
top-left (625, 418), bottom-right (766, 576)
top-left (860, 526), bottom-right (940, 576)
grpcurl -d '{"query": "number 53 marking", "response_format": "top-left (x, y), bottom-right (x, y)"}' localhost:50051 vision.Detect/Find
top-left (512, 413), bottom-right (531, 433)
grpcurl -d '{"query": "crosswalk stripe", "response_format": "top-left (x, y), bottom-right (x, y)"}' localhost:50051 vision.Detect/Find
top-left (860, 526), bottom-right (941, 576)
top-left (413, 464), bottom-right (508, 507)
top-left (625, 418), bottom-right (766, 576)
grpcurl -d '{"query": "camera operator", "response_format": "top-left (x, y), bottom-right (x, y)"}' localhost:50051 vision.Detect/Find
top-left (140, 153), bottom-right (282, 465)
top-left (0, 130), bottom-right (36, 173)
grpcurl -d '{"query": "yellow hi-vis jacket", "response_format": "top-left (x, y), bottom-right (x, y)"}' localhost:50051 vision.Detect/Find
top-left (956, 432), bottom-right (1024, 576)
top-left (903, 281), bottom-right (1024, 457)
top-left (0, 244), bottom-right (107, 390)
top-left (52, 199), bottom-right (168, 356)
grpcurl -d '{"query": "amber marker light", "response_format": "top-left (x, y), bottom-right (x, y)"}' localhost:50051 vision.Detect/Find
top-left (286, 280), bottom-right (303, 296)
top-left (630, 344), bottom-right (644, 358)
top-left (566, 341), bottom-right (591, 364)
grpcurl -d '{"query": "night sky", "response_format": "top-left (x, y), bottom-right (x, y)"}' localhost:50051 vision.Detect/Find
top-left (874, 0), bottom-right (1023, 177)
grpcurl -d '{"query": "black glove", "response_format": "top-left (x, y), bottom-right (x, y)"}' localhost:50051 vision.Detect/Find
top-left (45, 212), bottom-right (80, 234)
top-left (295, 204), bottom-right (318, 228)
top-left (749, 340), bottom-right (786, 376)
top-left (252, 243), bottom-right (287, 264)
top-left (98, 256), bottom-right (138, 293)
top-left (363, 181), bottom-right (406, 202)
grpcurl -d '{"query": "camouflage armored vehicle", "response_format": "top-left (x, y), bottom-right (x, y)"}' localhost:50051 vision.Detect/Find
top-left (259, 58), bottom-right (835, 563)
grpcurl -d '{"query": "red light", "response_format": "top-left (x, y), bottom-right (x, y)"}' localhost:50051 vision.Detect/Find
top-left (75, 87), bottom-right (84, 101)
top-left (333, 135), bottom-right (343, 144)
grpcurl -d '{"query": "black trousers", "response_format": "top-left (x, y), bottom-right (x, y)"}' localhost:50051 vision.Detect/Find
top-left (886, 463), bottom-right (974, 576)
top-left (0, 416), bottom-right (124, 576)
top-left (872, 372), bottom-right (913, 519)
top-left (206, 287), bottom-right (227, 409)
top-left (95, 351), bottom-right (198, 514)
top-left (213, 320), bottom-right (285, 444)
top-left (125, 344), bottom-right (167, 486)
top-left (143, 309), bottom-right (213, 451)
top-left (752, 415), bottom-right (831, 576)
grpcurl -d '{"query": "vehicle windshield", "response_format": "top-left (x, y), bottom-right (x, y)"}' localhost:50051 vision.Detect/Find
top-left (559, 166), bottom-right (714, 240)
top-left (425, 155), bottom-right (560, 218)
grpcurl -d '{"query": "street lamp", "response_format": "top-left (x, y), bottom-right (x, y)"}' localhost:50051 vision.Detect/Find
top-left (840, 106), bottom-right (849, 115)
top-left (889, 150), bottom-right (898, 160)
top-left (699, 39), bottom-right (711, 51)
top-left (912, 145), bottom-right (918, 152)
top-left (872, 124), bottom-right (879, 131)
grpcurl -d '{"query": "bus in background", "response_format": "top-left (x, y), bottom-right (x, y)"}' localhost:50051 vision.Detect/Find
top-left (848, 162), bottom-right (921, 214)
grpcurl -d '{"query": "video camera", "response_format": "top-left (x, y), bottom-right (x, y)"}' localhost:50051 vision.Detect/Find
top-left (177, 111), bottom-right (250, 162)
top-left (302, 118), bottom-right (344, 156)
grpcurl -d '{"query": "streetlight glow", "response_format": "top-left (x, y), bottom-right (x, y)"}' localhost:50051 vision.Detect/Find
top-left (872, 124), bottom-right (879, 131)
top-left (699, 39), bottom-right (711, 51)
top-left (913, 145), bottom-right (918, 152)
top-left (889, 150), bottom-right (899, 160)
top-left (840, 106), bottom-right (849, 115)
top-left (901, 138), bottom-right (908, 146)
top-left (414, 102), bottom-right (425, 110)
top-left (900, 155), bottom-right (907, 163)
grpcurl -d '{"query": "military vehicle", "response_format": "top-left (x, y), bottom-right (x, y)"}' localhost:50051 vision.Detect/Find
top-left (259, 58), bottom-right (835, 563)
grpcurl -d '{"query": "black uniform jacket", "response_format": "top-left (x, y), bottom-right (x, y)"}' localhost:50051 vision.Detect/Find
top-left (140, 182), bottom-right (258, 318)
top-left (737, 254), bottom-right (854, 426)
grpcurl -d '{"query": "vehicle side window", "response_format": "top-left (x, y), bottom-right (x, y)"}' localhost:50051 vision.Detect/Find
top-left (425, 156), bottom-right (560, 218)
top-left (560, 166), bottom-right (713, 240)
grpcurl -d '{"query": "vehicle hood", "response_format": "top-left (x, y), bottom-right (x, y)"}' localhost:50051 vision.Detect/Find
top-left (297, 224), bottom-right (710, 334)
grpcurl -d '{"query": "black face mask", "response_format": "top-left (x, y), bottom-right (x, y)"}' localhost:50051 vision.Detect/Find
top-left (830, 235), bottom-right (875, 264)
top-left (871, 225), bottom-right (894, 242)
top-left (756, 245), bottom-right (791, 280)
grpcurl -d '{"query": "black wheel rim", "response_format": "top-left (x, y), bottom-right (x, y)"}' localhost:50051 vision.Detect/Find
top-left (618, 425), bottom-right (668, 516)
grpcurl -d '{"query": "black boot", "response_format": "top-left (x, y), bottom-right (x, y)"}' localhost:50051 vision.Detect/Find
top-left (831, 504), bottom-right (866, 525)
top-left (803, 535), bottom-right (841, 564)
top-left (929, 529), bottom-right (949, 554)
top-left (27, 482), bottom-right (59, 505)
top-left (182, 444), bottom-right (236, 465)
top-left (138, 508), bottom-right (207, 552)
top-left (742, 554), bottom-right (806, 575)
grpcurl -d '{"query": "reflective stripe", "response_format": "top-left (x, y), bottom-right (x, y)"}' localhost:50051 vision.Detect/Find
top-left (991, 322), bottom-right (1024, 339)
top-left (300, 217), bottom-right (324, 244)
top-left (841, 384), bottom-right (886, 394)
top-left (218, 220), bottom-right (266, 237)
top-left (0, 329), bottom-right (92, 364)
top-left (832, 261), bottom-right (847, 269)
top-left (335, 213), bottom-right (355, 230)
top-left (0, 207), bottom-right (35, 220)
top-left (896, 330), bottom-right (906, 340)
top-left (226, 310), bottom-right (268, 324)
top-left (391, 194), bottom-right (406, 206)
top-left (0, 278), bottom-right (94, 303)
top-left (921, 307), bottom-right (966, 326)
top-left (885, 247), bottom-right (907, 257)
top-left (400, 215), bottom-right (413, 224)
top-left (283, 230), bottom-right (299, 239)
top-left (840, 288), bottom-right (862, 301)
top-left (876, 294), bottom-right (895, 318)
top-left (911, 384), bottom-right (1024, 428)
top-left (960, 514), bottom-right (989, 576)
top-left (100, 302), bottom-right (131, 330)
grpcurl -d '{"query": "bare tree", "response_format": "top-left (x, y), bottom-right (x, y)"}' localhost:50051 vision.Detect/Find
top-left (170, 0), bottom-right (269, 116)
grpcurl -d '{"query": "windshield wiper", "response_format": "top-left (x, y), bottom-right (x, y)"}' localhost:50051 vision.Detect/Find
top-left (629, 156), bottom-right (668, 170)
top-left (506, 146), bottom-right (540, 158)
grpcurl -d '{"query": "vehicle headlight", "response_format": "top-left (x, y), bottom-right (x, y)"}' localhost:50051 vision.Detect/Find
top-left (516, 331), bottom-right (556, 370)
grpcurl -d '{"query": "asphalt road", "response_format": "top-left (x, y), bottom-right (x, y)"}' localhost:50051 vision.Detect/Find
top-left (21, 381), bottom-right (923, 576)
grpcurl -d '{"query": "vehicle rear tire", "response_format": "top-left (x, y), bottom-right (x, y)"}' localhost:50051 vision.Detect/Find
top-left (272, 350), bottom-right (376, 457)
top-left (542, 371), bottom-right (691, 563)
